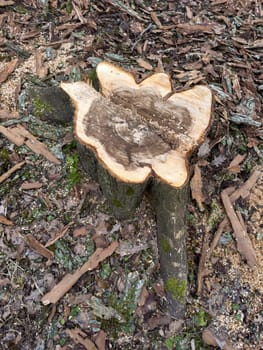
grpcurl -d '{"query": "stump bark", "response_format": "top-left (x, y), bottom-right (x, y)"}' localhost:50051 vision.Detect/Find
top-left (78, 141), bottom-right (189, 319)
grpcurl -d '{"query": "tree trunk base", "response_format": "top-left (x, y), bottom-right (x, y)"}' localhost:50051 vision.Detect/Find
top-left (78, 143), bottom-right (188, 319)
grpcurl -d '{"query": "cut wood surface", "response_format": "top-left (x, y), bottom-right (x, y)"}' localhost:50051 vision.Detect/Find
top-left (61, 61), bottom-right (213, 188)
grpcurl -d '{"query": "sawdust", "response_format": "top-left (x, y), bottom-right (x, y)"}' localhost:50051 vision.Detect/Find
top-left (0, 38), bottom-right (73, 111)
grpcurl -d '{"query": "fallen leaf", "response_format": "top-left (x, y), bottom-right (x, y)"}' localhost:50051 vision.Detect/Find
top-left (0, 278), bottom-right (13, 287)
top-left (73, 226), bottom-right (88, 237)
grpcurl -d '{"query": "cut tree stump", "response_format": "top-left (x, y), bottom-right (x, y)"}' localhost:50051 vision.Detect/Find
top-left (61, 61), bottom-right (213, 319)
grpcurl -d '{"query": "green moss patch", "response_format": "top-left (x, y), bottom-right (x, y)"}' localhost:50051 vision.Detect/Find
top-left (165, 278), bottom-right (187, 302)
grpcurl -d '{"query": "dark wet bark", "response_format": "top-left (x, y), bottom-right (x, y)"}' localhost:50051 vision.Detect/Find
top-left (147, 180), bottom-right (188, 319)
top-left (77, 142), bottom-right (146, 219)
top-left (78, 143), bottom-right (188, 318)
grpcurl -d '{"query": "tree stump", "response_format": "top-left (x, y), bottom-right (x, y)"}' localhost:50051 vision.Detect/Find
top-left (61, 61), bottom-right (213, 319)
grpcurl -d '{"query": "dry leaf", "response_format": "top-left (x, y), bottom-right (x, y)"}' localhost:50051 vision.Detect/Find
top-left (73, 226), bottom-right (88, 237)
top-left (190, 164), bottom-right (205, 211)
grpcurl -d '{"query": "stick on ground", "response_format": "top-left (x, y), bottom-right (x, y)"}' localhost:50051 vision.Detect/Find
top-left (41, 241), bottom-right (119, 305)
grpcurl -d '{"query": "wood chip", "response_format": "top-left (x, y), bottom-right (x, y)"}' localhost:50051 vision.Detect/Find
top-left (41, 241), bottom-right (119, 305)
top-left (0, 214), bottom-right (13, 225)
top-left (151, 12), bottom-right (163, 29)
top-left (202, 328), bottom-right (236, 350)
top-left (176, 23), bottom-right (215, 35)
top-left (136, 58), bottom-right (153, 70)
top-left (34, 50), bottom-right (48, 78)
top-left (197, 223), bottom-right (211, 295)
top-left (0, 58), bottom-right (18, 84)
top-left (20, 181), bottom-right (43, 190)
top-left (25, 138), bottom-right (60, 164)
top-left (229, 168), bottom-right (261, 201)
top-left (0, 161), bottom-right (26, 184)
top-left (0, 109), bottom-right (19, 120)
top-left (12, 124), bottom-right (61, 164)
top-left (221, 189), bottom-right (257, 267)
top-left (190, 163), bottom-right (205, 211)
top-left (0, 0), bottom-right (14, 6)
top-left (26, 234), bottom-right (54, 261)
top-left (197, 168), bottom-right (262, 294)
top-left (94, 330), bottom-right (106, 350)
top-left (66, 328), bottom-right (97, 350)
top-left (0, 125), bottom-right (25, 146)
top-left (228, 153), bottom-right (246, 174)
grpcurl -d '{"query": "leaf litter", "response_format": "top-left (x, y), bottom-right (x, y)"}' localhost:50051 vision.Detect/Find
top-left (0, 1), bottom-right (262, 349)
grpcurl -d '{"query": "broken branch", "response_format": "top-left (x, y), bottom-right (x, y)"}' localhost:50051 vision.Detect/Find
top-left (41, 241), bottom-right (119, 305)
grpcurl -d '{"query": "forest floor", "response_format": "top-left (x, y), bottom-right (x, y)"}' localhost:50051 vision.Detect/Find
top-left (0, 1), bottom-right (262, 349)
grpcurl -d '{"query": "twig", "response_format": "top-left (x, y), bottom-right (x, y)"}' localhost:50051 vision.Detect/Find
top-left (0, 161), bottom-right (26, 184)
top-left (41, 241), bottom-right (119, 305)
top-left (221, 189), bottom-right (257, 267)
top-left (45, 222), bottom-right (74, 247)
top-left (208, 167), bottom-right (261, 258)
top-left (131, 23), bottom-right (153, 51)
top-left (198, 168), bottom-right (261, 294)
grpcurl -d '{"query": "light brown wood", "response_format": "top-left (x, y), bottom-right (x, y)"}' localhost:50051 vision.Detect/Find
top-left (61, 61), bottom-right (213, 188)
